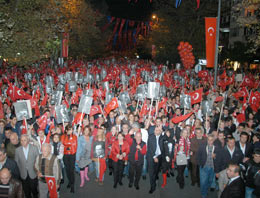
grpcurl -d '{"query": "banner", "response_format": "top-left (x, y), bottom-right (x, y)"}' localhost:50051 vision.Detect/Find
top-left (62, 33), bottom-right (69, 58)
top-left (205, 18), bottom-right (217, 68)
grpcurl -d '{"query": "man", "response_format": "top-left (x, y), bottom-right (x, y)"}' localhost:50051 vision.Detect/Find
top-left (35, 143), bottom-right (61, 198)
top-left (197, 134), bottom-right (219, 198)
top-left (214, 131), bottom-right (226, 149)
top-left (220, 163), bottom-right (245, 198)
top-left (147, 127), bottom-right (164, 194)
top-left (243, 148), bottom-right (260, 198)
top-left (0, 148), bottom-right (20, 180)
top-left (126, 130), bottom-right (147, 190)
top-left (216, 137), bottom-right (244, 197)
top-left (15, 134), bottom-right (39, 198)
top-left (233, 124), bottom-right (245, 142)
top-left (235, 132), bottom-right (253, 162)
top-left (190, 128), bottom-right (207, 186)
top-left (0, 168), bottom-right (23, 197)
top-left (6, 132), bottom-right (20, 160)
top-left (5, 115), bottom-right (21, 137)
top-left (104, 111), bottom-right (116, 131)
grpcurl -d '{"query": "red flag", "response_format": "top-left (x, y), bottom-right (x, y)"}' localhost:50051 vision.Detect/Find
top-left (72, 112), bottom-right (85, 126)
top-left (240, 75), bottom-right (254, 88)
top-left (158, 97), bottom-right (168, 110)
top-left (6, 85), bottom-right (32, 101)
top-left (30, 99), bottom-right (40, 117)
top-left (236, 113), bottom-right (246, 123)
top-left (139, 99), bottom-right (149, 117)
top-left (0, 101), bottom-right (4, 119)
top-left (171, 112), bottom-right (193, 124)
top-left (37, 112), bottom-right (48, 130)
top-left (21, 118), bottom-right (27, 135)
top-left (189, 88), bottom-right (203, 105)
top-left (104, 98), bottom-right (119, 114)
top-left (41, 94), bottom-right (48, 107)
top-left (215, 96), bottom-right (223, 102)
top-left (205, 17), bottom-right (217, 68)
top-left (198, 70), bottom-right (209, 78)
top-left (45, 176), bottom-right (58, 198)
top-left (233, 87), bottom-right (248, 103)
top-left (62, 33), bottom-right (69, 58)
top-left (249, 91), bottom-right (260, 112)
top-left (90, 105), bottom-right (102, 117)
top-left (99, 158), bottom-right (107, 182)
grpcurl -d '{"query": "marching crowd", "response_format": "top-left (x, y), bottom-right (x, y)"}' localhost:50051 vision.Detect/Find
top-left (0, 58), bottom-right (259, 198)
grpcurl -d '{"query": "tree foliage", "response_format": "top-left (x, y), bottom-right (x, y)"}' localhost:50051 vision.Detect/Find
top-left (138, 0), bottom-right (218, 64)
top-left (0, 0), bottom-right (110, 65)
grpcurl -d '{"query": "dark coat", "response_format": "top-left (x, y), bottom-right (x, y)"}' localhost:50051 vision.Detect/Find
top-left (220, 177), bottom-right (245, 198)
top-left (3, 157), bottom-right (20, 180)
top-left (0, 178), bottom-right (24, 198)
top-left (147, 133), bottom-right (164, 165)
top-left (235, 141), bottom-right (253, 159)
top-left (190, 137), bottom-right (207, 164)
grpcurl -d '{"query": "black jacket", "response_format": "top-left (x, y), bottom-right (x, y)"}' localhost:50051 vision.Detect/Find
top-left (235, 141), bottom-right (253, 159)
top-left (215, 146), bottom-right (244, 173)
top-left (147, 133), bottom-right (164, 164)
top-left (220, 177), bottom-right (245, 198)
top-left (3, 157), bottom-right (20, 180)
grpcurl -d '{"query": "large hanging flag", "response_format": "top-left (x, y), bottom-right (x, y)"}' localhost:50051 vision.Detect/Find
top-left (205, 18), bottom-right (217, 68)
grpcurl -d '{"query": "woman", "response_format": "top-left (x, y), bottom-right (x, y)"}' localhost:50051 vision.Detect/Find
top-left (106, 126), bottom-right (118, 175)
top-left (76, 126), bottom-right (93, 187)
top-left (111, 132), bottom-right (130, 188)
top-left (161, 130), bottom-right (175, 188)
top-left (61, 124), bottom-right (77, 193)
top-left (91, 127), bottom-right (107, 186)
top-left (175, 128), bottom-right (190, 189)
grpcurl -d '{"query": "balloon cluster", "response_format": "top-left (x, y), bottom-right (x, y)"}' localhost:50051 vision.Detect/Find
top-left (177, 41), bottom-right (195, 69)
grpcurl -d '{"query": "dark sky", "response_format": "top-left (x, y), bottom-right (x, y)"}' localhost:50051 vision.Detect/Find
top-left (104, 0), bottom-right (153, 21)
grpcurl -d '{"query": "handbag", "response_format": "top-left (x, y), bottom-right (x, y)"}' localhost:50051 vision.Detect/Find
top-left (176, 153), bottom-right (188, 166)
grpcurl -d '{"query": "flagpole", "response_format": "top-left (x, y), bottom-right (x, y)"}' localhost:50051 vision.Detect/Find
top-left (214, 0), bottom-right (221, 89)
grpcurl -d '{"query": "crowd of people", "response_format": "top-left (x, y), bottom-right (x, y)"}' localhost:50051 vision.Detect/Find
top-left (0, 58), bottom-right (259, 198)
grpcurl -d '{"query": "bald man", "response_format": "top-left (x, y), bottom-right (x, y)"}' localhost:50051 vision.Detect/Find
top-left (0, 168), bottom-right (23, 197)
top-left (6, 132), bottom-right (20, 160)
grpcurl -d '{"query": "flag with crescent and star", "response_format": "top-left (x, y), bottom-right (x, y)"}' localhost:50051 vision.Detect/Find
top-left (45, 176), bottom-right (58, 198)
top-left (189, 88), bottom-right (203, 105)
top-left (205, 17), bottom-right (217, 68)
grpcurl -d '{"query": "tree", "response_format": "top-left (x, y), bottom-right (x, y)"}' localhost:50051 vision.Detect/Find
top-left (138, 0), bottom-right (218, 64)
top-left (0, 0), bottom-right (110, 65)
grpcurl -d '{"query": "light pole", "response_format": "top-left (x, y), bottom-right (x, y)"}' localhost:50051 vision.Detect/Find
top-left (214, 0), bottom-right (221, 89)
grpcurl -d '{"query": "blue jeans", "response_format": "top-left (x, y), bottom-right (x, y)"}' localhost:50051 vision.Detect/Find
top-left (142, 156), bottom-right (147, 176)
top-left (245, 187), bottom-right (255, 198)
top-left (200, 166), bottom-right (215, 198)
top-left (123, 163), bottom-right (129, 176)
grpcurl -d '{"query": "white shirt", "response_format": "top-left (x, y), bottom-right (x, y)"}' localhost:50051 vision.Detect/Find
top-left (227, 146), bottom-right (235, 158)
top-left (23, 144), bottom-right (30, 160)
top-left (229, 175), bottom-right (240, 185)
top-left (154, 135), bottom-right (161, 158)
top-left (140, 128), bottom-right (148, 144)
top-left (239, 142), bottom-right (246, 155)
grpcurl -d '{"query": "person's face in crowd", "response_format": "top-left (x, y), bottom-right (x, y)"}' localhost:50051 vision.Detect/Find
top-left (166, 130), bottom-right (171, 138)
top-left (38, 130), bottom-right (45, 138)
top-left (10, 133), bottom-right (18, 145)
top-left (194, 104), bottom-right (199, 110)
top-left (0, 170), bottom-right (11, 185)
top-left (97, 129), bottom-right (104, 137)
top-left (248, 119), bottom-right (254, 128)
top-left (207, 136), bottom-right (214, 146)
top-left (154, 127), bottom-right (162, 136)
top-left (53, 134), bottom-right (60, 143)
top-left (162, 117), bottom-right (167, 124)
top-left (195, 129), bottom-right (203, 139)
top-left (155, 119), bottom-right (162, 128)
top-left (169, 121), bottom-right (174, 128)
top-left (89, 116), bottom-right (94, 124)
top-left (20, 136), bottom-right (29, 147)
top-left (218, 133), bottom-right (225, 141)
top-left (117, 133), bottom-right (124, 142)
top-left (46, 111), bottom-right (51, 119)
top-left (115, 117), bottom-right (121, 125)
top-left (182, 129), bottom-right (188, 139)
top-left (253, 135), bottom-right (260, 143)
top-left (226, 165), bottom-right (238, 179)
top-left (240, 134), bottom-right (248, 144)
top-left (109, 111), bottom-right (115, 119)
top-left (237, 125), bottom-right (244, 133)
top-left (4, 130), bottom-right (11, 139)
top-left (212, 130), bottom-right (218, 139)
top-left (66, 127), bottom-right (73, 135)
top-left (0, 151), bottom-right (6, 163)
top-left (147, 99), bottom-right (151, 105)
top-left (171, 98), bottom-right (176, 105)
top-left (72, 109), bottom-right (77, 117)
top-left (175, 109), bottom-right (181, 116)
top-left (111, 126), bottom-right (117, 135)
top-left (185, 125), bottom-right (191, 133)
top-left (83, 117), bottom-right (89, 126)
top-left (83, 128), bottom-right (90, 136)
top-left (134, 116), bottom-right (139, 122)
top-left (248, 113), bottom-right (254, 120)
top-left (10, 117), bottom-right (17, 126)
top-left (128, 114), bottom-right (134, 122)
top-left (176, 96), bottom-right (180, 103)
top-left (223, 109), bottom-right (229, 116)
top-left (135, 132), bottom-right (142, 143)
top-left (131, 100), bottom-right (136, 107)
top-left (5, 107), bottom-right (11, 115)
top-left (42, 145), bottom-right (51, 158)
top-left (253, 153), bottom-right (260, 163)
top-left (98, 117), bottom-right (105, 125)
top-left (227, 139), bottom-right (235, 150)
top-left (219, 121), bottom-right (225, 129)
top-left (194, 119), bottom-right (201, 127)
top-left (0, 122), bottom-right (5, 133)
top-left (122, 124), bottom-right (129, 134)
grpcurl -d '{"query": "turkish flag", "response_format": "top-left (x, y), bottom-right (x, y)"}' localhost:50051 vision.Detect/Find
top-left (198, 70), bottom-right (209, 79)
top-left (171, 112), bottom-right (193, 124)
top-left (236, 113), bottom-right (246, 123)
top-left (104, 98), bottom-right (119, 114)
top-left (21, 118), bottom-right (27, 135)
top-left (72, 112), bottom-right (85, 126)
top-left (0, 101), bottom-right (4, 119)
top-left (37, 112), bottom-right (48, 130)
top-left (233, 87), bottom-right (248, 103)
top-left (90, 105), bottom-right (102, 117)
top-left (94, 89), bottom-right (105, 98)
top-left (40, 94), bottom-right (48, 107)
top-left (99, 158), bottom-right (107, 182)
top-left (240, 76), bottom-right (254, 88)
top-left (45, 176), bottom-right (58, 198)
top-left (249, 91), bottom-right (260, 112)
top-left (7, 85), bottom-right (32, 101)
top-left (30, 99), bottom-right (40, 117)
top-left (158, 97), bottom-right (168, 110)
top-left (205, 17), bottom-right (217, 68)
top-left (215, 96), bottom-right (224, 102)
top-left (189, 88), bottom-right (203, 105)
top-left (139, 99), bottom-right (149, 117)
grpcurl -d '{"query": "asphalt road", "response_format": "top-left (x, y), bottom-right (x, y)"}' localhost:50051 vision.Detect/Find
top-left (60, 169), bottom-right (218, 198)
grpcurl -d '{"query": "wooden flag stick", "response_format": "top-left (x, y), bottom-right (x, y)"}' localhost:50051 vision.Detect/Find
top-left (148, 98), bottom-right (153, 119)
